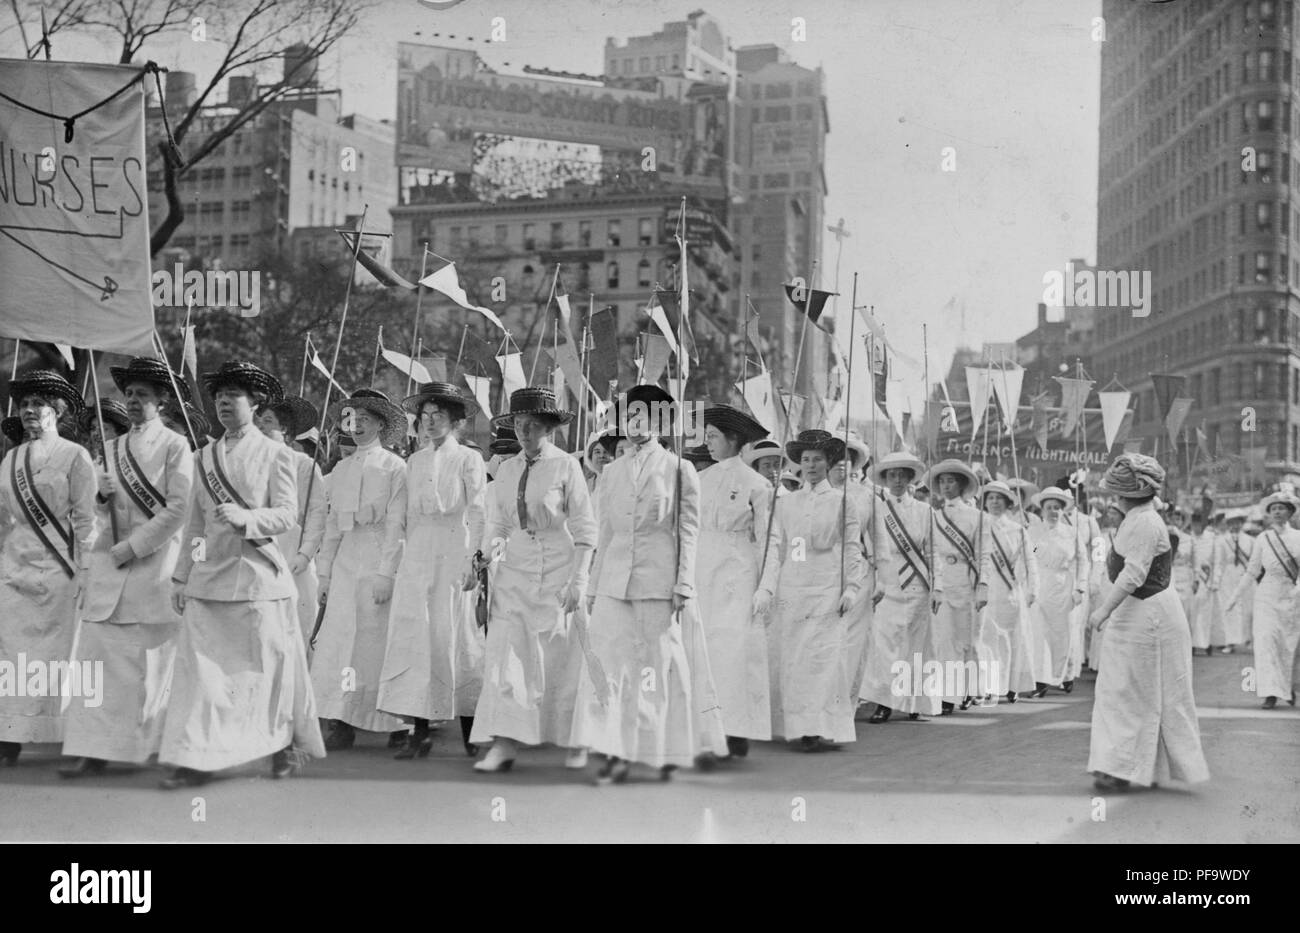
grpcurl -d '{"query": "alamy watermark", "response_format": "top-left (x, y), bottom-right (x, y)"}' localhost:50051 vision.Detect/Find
top-left (599, 399), bottom-right (707, 446)
top-left (151, 263), bottom-right (261, 317)
top-left (0, 654), bottom-right (103, 708)
top-left (1042, 260), bottom-right (1151, 318)
top-left (890, 653), bottom-right (1001, 701)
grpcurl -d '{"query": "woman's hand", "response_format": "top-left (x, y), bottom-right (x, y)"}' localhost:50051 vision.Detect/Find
top-left (557, 581), bottom-right (580, 614)
top-left (171, 582), bottom-right (186, 615)
top-left (751, 590), bottom-right (772, 617)
top-left (1072, 588), bottom-right (1084, 607)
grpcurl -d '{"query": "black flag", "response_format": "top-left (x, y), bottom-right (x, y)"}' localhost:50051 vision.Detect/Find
top-left (783, 282), bottom-right (836, 333)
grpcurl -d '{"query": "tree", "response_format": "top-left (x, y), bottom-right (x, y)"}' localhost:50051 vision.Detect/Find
top-left (4, 0), bottom-right (371, 254)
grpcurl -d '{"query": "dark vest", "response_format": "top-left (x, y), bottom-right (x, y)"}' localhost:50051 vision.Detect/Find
top-left (1106, 546), bottom-right (1172, 600)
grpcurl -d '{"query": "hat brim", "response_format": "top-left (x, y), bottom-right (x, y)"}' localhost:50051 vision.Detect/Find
top-left (110, 364), bottom-right (191, 403)
top-left (200, 368), bottom-right (283, 404)
top-left (402, 388), bottom-right (474, 417)
top-left (492, 409), bottom-right (575, 429)
top-left (924, 461), bottom-right (979, 494)
top-left (10, 374), bottom-right (84, 416)
top-left (703, 406), bottom-right (769, 444)
top-left (873, 457), bottom-right (925, 484)
top-left (742, 445), bottom-right (784, 467)
top-left (786, 438), bottom-right (846, 463)
top-left (328, 396), bottom-right (408, 447)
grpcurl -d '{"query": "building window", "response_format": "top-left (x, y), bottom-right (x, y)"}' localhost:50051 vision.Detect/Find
top-left (449, 225), bottom-right (461, 248)
top-left (606, 261), bottom-right (620, 288)
top-left (655, 55), bottom-right (665, 70)
top-left (639, 57), bottom-right (649, 73)
top-left (1257, 251), bottom-right (1272, 282)
top-left (1258, 100), bottom-right (1275, 131)
top-left (1259, 150), bottom-right (1274, 182)
top-left (607, 220), bottom-right (621, 247)
top-left (523, 223), bottom-right (535, 251)
top-left (672, 53), bottom-right (680, 70)
top-left (638, 217), bottom-right (654, 246)
top-left (1258, 201), bottom-right (1273, 230)
top-left (637, 258), bottom-right (652, 287)
top-left (578, 220), bottom-right (592, 247)
top-left (550, 222), bottom-right (564, 248)
top-left (495, 224), bottom-right (508, 246)
top-left (1260, 49), bottom-right (1275, 82)
top-left (467, 225), bottom-right (481, 247)
top-left (577, 262), bottom-right (591, 290)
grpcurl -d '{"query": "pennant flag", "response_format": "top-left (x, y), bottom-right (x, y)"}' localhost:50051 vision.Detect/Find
top-left (588, 306), bottom-right (620, 398)
top-left (1150, 373), bottom-right (1186, 422)
top-left (873, 341), bottom-right (890, 419)
top-left (1054, 375), bottom-right (1093, 438)
top-left (823, 396), bottom-right (846, 432)
top-left (421, 355), bottom-right (447, 383)
top-left (854, 305), bottom-right (921, 370)
top-left (420, 263), bottom-right (506, 333)
top-left (641, 333), bottom-right (673, 387)
top-left (556, 291), bottom-right (573, 337)
top-left (667, 242), bottom-right (700, 363)
top-left (744, 311), bottom-right (763, 356)
top-left (784, 282), bottom-right (836, 333)
top-left (784, 393), bottom-right (807, 434)
top-left (965, 366), bottom-right (993, 442)
top-left (1031, 391), bottom-right (1051, 451)
top-left (338, 230), bottom-right (416, 290)
top-left (552, 364), bottom-right (565, 404)
top-left (496, 352), bottom-right (527, 398)
top-left (991, 363), bottom-right (1025, 432)
top-left (886, 379), bottom-right (906, 444)
top-left (1097, 389), bottom-right (1132, 450)
top-left (309, 344), bottom-right (346, 395)
top-left (180, 326), bottom-right (198, 382)
top-left (1114, 408), bottom-right (1134, 449)
top-left (1165, 397), bottom-right (1194, 448)
top-left (458, 330), bottom-right (502, 381)
top-left (552, 333), bottom-right (595, 405)
top-left (463, 374), bottom-right (493, 420)
top-left (52, 343), bottom-right (75, 371)
top-left (1196, 422), bottom-right (1210, 459)
top-left (646, 299), bottom-right (686, 380)
top-left (736, 371), bottom-right (778, 432)
top-left (380, 342), bottom-right (432, 384)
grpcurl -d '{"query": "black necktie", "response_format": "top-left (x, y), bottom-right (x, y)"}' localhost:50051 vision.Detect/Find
top-left (517, 456), bottom-right (537, 530)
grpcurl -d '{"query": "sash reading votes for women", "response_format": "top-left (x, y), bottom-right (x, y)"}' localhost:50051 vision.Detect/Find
top-left (988, 524), bottom-right (1017, 591)
top-left (881, 492), bottom-right (930, 590)
top-left (196, 442), bottom-right (281, 573)
top-left (1263, 529), bottom-right (1298, 585)
top-left (113, 435), bottom-right (165, 520)
top-left (935, 507), bottom-right (979, 583)
top-left (10, 446), bottom-right (76, 578)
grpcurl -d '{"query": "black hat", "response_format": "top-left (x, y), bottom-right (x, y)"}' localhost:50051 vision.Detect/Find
top-left (200, 361), bottom-right (284, 404)
top-left (492, 387), bottom-right (574, 428)
top-left (328, 391), bottom-right (407, 448)
top-left (270, 395), bottom-right (319, 438)
top-left (625, 384), bottom-right (674, 407)
top-left (489, 425), bottom-right (522, 455)
top-left (110, 357), bottom-right (191, 403)
top-left (702, 403), bottom-right (769, 444)
top-left (1, 416), bottom-right (25, 447)
top-left (402, 382), bottom-right (472, 420)
top-left (684, 444), bottom-right (716, 468)
top-left (81, 399), bottom-right (131, 435)
top-left (9, 370), bottom-right (84, 416)
top-left (785, 429), bottom-right (846, 464)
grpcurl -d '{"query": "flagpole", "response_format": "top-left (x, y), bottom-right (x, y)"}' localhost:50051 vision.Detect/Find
top-left (86, 350), bottom-right (119, 543)
top-left (924, 323), bottom-right (935, 608)
top-left (151, 331), bottom-right (198, 451)
top-left (406, 249), bottom-right (430, 398)
top-left (791, 259), bottom-right (820, 431)
top-left (298, 332), bottom-right (311, 398)
top-left (999, 354), bottom-right (1026, 527)
top-left (529, 265), bottom-right (560, 385)
top-left (672, 196), bottom-right (687, 619)
top-left (7, 339), bottom-right (20, 416)
top-left (839, 273), bottom-right (859, 609)
top-left (370, 325), bottom-right (383, 387)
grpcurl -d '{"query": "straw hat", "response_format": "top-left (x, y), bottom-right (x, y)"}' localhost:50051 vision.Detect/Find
top-left (110, 357), bottom-right (191, 403)
top-left (982, 480), bottom-right (1015, 506)
top-left (872, 450), bottom-right (925, 485)
top-left (80, 398), bottom-right (130, 435)
top-left (270, 396), bottom-right (319, 439)
top-left (924, 458), bottom-right (979, 495)
top-left (402, 381), bottom-right (472, 420)
top-left (1033, 486), bottom-right (1071, 509)
top-left (702, 403), bottom-right (769, 445)
top-left (492, 386), bottom-right (574, 428)
top-left (786, 429), bottom-right (847, 464)
top-left (9, 369), bottom-right (84, 416)
top-left (328, 390), bottom-right (407, 448)
top-left (1261, 492), bottom-right (1298, 516)
top-left (199, 361), bottom-right (283, 404)
top-left (742, 438), bottom-right (784, 467)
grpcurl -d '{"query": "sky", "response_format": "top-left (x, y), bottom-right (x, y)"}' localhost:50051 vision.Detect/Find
top-left (1, 0), bottom-right (1104, 405)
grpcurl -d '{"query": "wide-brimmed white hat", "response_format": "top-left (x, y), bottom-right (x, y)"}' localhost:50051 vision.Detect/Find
top-left (873, 451), bottom-right (925, 485)
top-left (1261, 492), bottom-right (1298, 515)
top-left (982, 480), bottom-right (1015, 506)
top-left (742, 438), bottom-right (784, 467)
top-left (924, 458), bottom-right (979, 496)
top-left (1033, 486), bottom-right (1071, 509)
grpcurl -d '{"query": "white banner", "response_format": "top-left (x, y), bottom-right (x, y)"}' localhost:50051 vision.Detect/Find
top-left (736, 371), bottom-right (778, 433)
top-left (0, 59), bottom-right (155, 353)
top-left (463, 373), bottom-right (493, 419)
top-left (495, 352), bottom-right (526, 398)
top-left (990, 363), bottom-right (1024, 432)
top-left (1097, 389), bottom-right (1131, 450)
top-left (965, 366), bottom-right (992, 443)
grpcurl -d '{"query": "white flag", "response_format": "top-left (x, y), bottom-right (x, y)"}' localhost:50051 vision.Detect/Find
top-left (420, 263), bottom-right (506, 333)
top-left (54, 343), bottom-right (75, 370)
top-left (646, 301), bottom-right (686, 381)
top-left (1098, 389), bottom-right (1131, 450)
top-left (736, 371), bottom-right (778, 432)
top-left (463, 373), bottom-right (493, 419)
top-left (377, 329), bottom-right (432, 384)
top-left (496, 352), bottom-right (526, 398)
top-left (990, 363), bottom-right (1025, 432)
top-left (965, 366), bottom-right (993, 442)
top-left (309, 347), bottom-right (346, 395)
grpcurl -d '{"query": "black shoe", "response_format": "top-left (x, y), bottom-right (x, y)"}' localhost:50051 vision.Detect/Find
top-left (460, 716), bottom-right (477, 757)
top-left (323, 721), bottom-right (355, 751)
top-left (941, 702), bottom-right (955, 715)
top-left (1006, 692), bottom-right (1018, 703)
top-left (868, 706), bottom-right (892, 724)
top-left (270, 748), bottom-right (298, 779)
top-left (1262, 696), bottom-right (1278, 710)
top-left (958, 696), bottom-right (974, 710)
top-left (160, 767), bottom-right (210, 790)
top-left (58, 757), bottom-right (107, 779)
top-left (595, 756), bottom-right (630, 785)
top-left (660, 764), bottom-right (677, 781)
top-left (395, 721), bottom-right (432, 760)
top-left (725, 736), bottom-right (750, 758)
top-left (1092, 772), bottom-right (1130, 793)
top-left (0, 742), bottom-right (20, 766)
top-left (1289, 692), bottom-right (1297, 707)
top-left (799, 735), bottom-right (825, 752)
top-left (386, 729), bottom-right (408, 749)
top-left (693, 752), bottom-right (719, 772)
top-left (1062, 680), bottom-right (1074, 694)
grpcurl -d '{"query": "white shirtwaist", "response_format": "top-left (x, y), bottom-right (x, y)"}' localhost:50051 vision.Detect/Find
top-left (931, 498), bottom-right (992, 703)
top-left (1217, 531), bottom-right (1254, 646)
top-left (1028, 518), bottom-right (1086, 686)
top-left (976, 514), bottom-right (1038, 695)
top-left (1229, 525), bottom-right (1300, 701)
top-left (1188, 529), bottom-right (1221, 650)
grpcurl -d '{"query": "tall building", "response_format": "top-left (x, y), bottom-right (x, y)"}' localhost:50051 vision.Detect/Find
top-left (147, 52), bottom-right (396, 277)
top-left (733, 43), bottom-right (832, 406)
top-left (1093, 0), bottom-right (1300, 489)
top-left (603, 9), bottom-right (733, 82)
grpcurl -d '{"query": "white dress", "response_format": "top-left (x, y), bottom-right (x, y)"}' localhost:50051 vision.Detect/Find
top-left (1231, 525), bottom-right (1300, 701)
top-left (0, 435), bottom-right (97, 743)
top-left (759, 480), bottom-right (863, 741)
top-left (1088, 501), bottom-right (1208, 787)
top-left (976, 514), bottom-right (1038, 695)
top-left (1188, 529), bottom-right (1221, 649)
top-left (469, 444), bottom-right (594, 746)
top-left (1028, 519), bottom-right (1085, 686)
top-left (378, 434), bottom-right (486, 722)
top-left (696, 455), bottom-right (772, 741)
top-left (1217, 531), bottom-right (1254, 647)
top-left (931, 498), bottom-right (991, 703)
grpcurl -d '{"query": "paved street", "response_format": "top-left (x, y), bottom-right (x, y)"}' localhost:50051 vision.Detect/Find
top-left (2, 651), bottom-right (1296, 844)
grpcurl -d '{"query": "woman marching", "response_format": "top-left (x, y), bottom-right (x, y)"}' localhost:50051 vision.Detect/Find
top-left (160, 361), bottom-right (324, 787)
top-left (699, 403), bottom-right (774, 758)
top-left (0, 371), bottom-right (97, 766)
top-left (377, 382), bottom-right (487, 759)
top-left (1087, 454), bottom-right (1208, 791)
top-left (464, 387), bottom-right (595, 771)
top-left (61, 358), bottom-right (194, 778)
top-left (975, 481), bottom-right (1038, 703)
top-left (925, 459), bottom-right (991, 713)
top-left (753, 430), bottom-right (863, 750)
top-left (1225, 492), bottom-right (1300, 709)
top-left (256, 396), bottom-right (326, 648)
top-left (1026, 486), bottom-right (1087, 697)
top-left (314, 390), bottom-right (411, 751)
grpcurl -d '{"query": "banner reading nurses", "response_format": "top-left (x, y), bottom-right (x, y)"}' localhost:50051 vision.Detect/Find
top-left (0, 59), bottom-right (154, 354)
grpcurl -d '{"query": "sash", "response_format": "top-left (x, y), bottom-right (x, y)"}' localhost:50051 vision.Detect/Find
top-left (197, 443), bottom-right (280, 571)
top-left (113, 434), bottom-right (165, 521)
top-left (988, 525), bottom-right (1017, 591)
top-left (881, 494), bottom-right (930, 591)
top-left (10, 445), bottom-right (75, 578)
top-left (935, 507), bottom-right (978, 583)
top-left (1263, 529), bottom-right (1299, 585)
